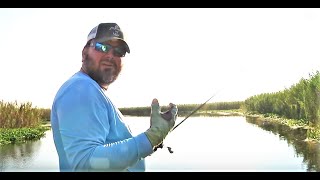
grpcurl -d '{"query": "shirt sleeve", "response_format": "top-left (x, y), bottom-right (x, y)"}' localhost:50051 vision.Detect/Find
top-left (55, 80), bottom-right (153, 171)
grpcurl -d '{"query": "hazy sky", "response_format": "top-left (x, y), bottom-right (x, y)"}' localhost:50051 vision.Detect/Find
top-left (1, 8), bottom-right (320, 108)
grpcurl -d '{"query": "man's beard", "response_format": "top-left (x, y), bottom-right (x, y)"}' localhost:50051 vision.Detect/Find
top-left (83, 55), bottom-right (122, 86)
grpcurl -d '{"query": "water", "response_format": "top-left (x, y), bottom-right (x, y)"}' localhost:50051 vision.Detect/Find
top-left (0, 130), bottom-right (59, 172)
top-left (0, 116), bottom-right (318, 172)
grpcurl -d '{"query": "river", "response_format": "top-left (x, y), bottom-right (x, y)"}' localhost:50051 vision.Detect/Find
top-left (1, 116), bottom-right (319, 172)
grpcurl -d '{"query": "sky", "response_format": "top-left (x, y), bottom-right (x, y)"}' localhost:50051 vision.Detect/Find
top-left (1, 8), bottom-right (320, 109)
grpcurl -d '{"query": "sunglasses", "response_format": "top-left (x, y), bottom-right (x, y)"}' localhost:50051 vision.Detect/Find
top-left (90, 42), bottom-right (127, 57)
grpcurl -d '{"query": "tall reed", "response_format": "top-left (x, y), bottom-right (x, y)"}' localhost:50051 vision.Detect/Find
top-left (0, 100), bottom-right (42, 128)
top-left (244, 70), bottom-right (320, 127)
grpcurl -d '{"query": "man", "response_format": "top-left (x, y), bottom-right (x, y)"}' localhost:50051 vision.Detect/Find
top-left (50, 23), bottom-right (177, 172)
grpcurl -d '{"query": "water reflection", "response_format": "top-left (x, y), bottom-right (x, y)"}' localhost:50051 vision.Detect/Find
top-left (0, 116), bottom-right (316, 172)
top-left (246, 116), bottom-right (320, 172)
top-left (0, 140), bottom-right (41, 171)
top-left (0, 130), bottom-right (59, 172)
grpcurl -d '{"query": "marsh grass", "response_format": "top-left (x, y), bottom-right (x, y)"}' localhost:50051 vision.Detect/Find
top-left (0, 100), bottom-right (43, 128)
top-left (119, 101), bottom-right (243, 117)
top-left (244, 71), bottom-right (320, 128)
top-left (0, 100), bottom-right (50, 145)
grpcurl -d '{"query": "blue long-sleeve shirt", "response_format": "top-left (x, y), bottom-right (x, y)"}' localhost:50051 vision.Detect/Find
top-left (50, 71), bottom-right (153, 172)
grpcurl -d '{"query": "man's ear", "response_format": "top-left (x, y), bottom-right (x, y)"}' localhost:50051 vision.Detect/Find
top-left (82, 46), bottom-right (88, 62)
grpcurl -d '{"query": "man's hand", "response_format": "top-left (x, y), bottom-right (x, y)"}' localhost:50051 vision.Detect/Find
top-left (145, 98), bottom-right (178, 149)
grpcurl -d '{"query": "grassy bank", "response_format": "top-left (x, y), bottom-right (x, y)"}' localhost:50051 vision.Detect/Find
top-left (0, 126), bottom-right (50, 145)
top-left (244, 112), bottom-right (320, 142)
top-left (0, 100), bottom-right (51, 145)
top-left (190, 109), bottom-right (244, 117)
top-left (190, 108), bottom-right (320, 142)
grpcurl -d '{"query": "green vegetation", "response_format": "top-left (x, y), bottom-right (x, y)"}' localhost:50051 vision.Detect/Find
top-left (0, 101), bottom-right (50, 145)
top-left (120, 71), bottom-right (320, 141)
top-left (119, 101), bottom-right (243, 117)
top-left (1, 71), bottom-right (320, 144)
top-left (0, 100), bottom-right (42, 128)
top-left (243, 71), bottom-right (320, 127)
top-left (243, 71), bottom-right (320, 141)
top-left (193, 109), bottom-right (244, 116)
top-left (0, 126), bottom-right (49, 145)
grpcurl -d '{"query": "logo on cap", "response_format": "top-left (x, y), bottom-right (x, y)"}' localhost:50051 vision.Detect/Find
top-left (109, 25), bottom-right (121, 37)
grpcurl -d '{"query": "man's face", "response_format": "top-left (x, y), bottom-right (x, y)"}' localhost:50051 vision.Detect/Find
top-left (82, 40), bottom-right (124, 87)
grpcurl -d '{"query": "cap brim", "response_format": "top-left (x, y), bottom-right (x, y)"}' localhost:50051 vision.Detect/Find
top-left (120, 40), bottom-right (130, 54)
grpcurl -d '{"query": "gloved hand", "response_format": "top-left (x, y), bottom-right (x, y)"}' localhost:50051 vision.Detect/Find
top-left (145, 98), bottom-right (178, 150)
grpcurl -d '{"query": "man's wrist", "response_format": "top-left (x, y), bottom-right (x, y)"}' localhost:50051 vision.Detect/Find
top-left (145, 129), bottom-right (161, 148)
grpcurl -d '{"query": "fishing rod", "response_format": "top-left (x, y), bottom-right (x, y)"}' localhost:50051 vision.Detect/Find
top-left (156, 91), bottom-right (219, 153)
top-left (171, 92), bottom-right (217, 132)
